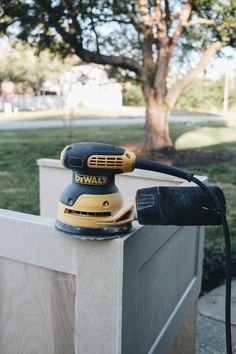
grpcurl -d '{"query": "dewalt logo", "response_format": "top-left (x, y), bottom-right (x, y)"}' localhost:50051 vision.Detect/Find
top-left (75, 174), bottom-right (108, 185)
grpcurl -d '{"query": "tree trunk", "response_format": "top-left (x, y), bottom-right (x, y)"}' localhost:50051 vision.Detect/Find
top-left (144, 93), bottom-right (173, 152)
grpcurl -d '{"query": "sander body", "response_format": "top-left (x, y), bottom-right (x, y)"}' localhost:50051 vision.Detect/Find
top-left (55, 142), bottom-right (136, 239)
top-left (55, 141), bottom-right (224, 239)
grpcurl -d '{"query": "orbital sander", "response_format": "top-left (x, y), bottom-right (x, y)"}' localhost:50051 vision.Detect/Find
top-left (55, 142), bottom-right (136, 239)
top-left (55, 141), bottom-right (225, 239)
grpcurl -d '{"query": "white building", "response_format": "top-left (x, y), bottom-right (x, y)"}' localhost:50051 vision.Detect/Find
top-left (0, 64), bottom-right (123, 112)
top-left (42, 64), bottom-right (123, 110)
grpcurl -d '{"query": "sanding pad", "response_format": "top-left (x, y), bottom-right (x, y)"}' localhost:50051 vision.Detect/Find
top-left (55, 219), bottom-right (132, 240)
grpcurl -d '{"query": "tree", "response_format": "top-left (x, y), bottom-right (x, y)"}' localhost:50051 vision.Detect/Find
top-left (177, 77), bottom-right (236, 113)
top-left (1, 0), bottom-right (235, 151)
top-left (0, 45), bottom-right (74, 94)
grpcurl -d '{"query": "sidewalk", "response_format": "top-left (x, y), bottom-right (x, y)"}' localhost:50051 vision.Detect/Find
top-left (196, 280), bottom-right (236, 353)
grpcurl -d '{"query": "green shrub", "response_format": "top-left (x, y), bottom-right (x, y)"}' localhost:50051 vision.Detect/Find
top-left (123, 84), bottom-right (145, 106)
top-left (201, 245), bottom-right (236, 295)
top-left (177, 78), bottom-right (236, 112)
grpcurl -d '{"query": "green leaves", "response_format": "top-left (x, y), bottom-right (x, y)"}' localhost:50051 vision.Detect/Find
top-left (177, 77), bottom-right (236, 111)
top-left (0, 46), bottom-right (74, 94)
top-left (0, 1), bottom-right (235, 68)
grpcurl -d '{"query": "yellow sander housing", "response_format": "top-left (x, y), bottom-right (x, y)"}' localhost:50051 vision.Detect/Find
top-left (55, 142), bottom-right (136, 239)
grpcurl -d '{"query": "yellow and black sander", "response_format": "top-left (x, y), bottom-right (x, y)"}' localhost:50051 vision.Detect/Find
top-left (55, 141), bottom-right (225, 240)
top-left (55, 142), bottom-right (136, 239)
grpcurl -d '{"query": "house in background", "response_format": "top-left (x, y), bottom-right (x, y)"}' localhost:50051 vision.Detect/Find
top-left (56, 64), bottom-right (123, 110)
top-left (0, 64), bottom-right (123, 113)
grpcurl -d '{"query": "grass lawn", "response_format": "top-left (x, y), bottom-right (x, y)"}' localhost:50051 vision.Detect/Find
top-left (0, 125), bottom-right (145, 214)
top-left (0, 121), bottom-right (235, 292)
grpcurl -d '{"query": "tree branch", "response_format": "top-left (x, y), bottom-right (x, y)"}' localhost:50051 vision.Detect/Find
top-left (186, 18), bottom-right (216, 27)
top-left (38, 0), bottom-right (145, 80)
top-left (151, 1), bottom-right (172, 96)
top-left (152, 0), bottom-right (167, 39)
top-left (136, 0), bottom-right (155, 84)
top-left (171, 0), bottom-right (192, 47)
top-left (89, 1), bottom-right (100, 53)
top-left (153, 0), bottom-right (162, 25)
top-left (74, 47), bottom-right (145, 79)
top-left (167, 41), bottom-right (223, 109)
top-left (127, 3), bottom-right (143, 33)
top-left (186, 18), bottom-right (236, 29)
top-left (96, 18), bottom-right (132, 25)
top-left (164, 0), bottom-right (171, 28)
top-left (64, 0), bottom-right (81, 35)
top-left (137, 0), bottom-right (152, 27)
top-left (38, 0), bottom-right (78, 43)
top-left (0, 18), bottom-right (18, 33)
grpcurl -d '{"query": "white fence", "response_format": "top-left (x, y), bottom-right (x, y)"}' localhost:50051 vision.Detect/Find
top-left (0, 95), bottom-right (64, 112)
top-left (0, 83), bottom-right (123, 112)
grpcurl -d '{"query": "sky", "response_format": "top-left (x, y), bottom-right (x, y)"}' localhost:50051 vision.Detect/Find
top-left (206, 47), bottom-right (236, 79)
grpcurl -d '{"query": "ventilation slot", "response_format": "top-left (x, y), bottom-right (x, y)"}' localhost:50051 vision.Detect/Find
top-left (65, 209), bottom-right (111, 217)
top-left (89, 156), bottom-right (124, 168)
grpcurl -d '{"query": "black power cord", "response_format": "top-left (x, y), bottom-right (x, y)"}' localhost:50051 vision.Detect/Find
top-left (136, 158), bottom-right (232, 354)
top-left (192, 176), bottom-right (232, 354)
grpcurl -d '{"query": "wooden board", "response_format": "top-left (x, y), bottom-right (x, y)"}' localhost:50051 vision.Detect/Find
top-left (0, 257), bottom-right (75, 354)
top-left (168, 303), bottom-right (197, 354)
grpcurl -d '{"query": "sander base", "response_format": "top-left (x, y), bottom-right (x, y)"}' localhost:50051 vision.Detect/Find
top-left (55, 219), bottom-right (132, 240)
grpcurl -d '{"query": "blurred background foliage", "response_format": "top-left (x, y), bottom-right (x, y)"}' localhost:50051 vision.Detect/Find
top-left (123, 77), bottom-right (236, 113)
top-left (177, 77), bottom-right (236, 112)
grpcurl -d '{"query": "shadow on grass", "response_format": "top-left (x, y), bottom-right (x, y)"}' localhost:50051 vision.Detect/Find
top-left (175, 126), bottom-right (236, 150)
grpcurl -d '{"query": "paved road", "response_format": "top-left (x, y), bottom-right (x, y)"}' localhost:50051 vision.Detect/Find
top-left (0, 114), bottom-right (225, 131)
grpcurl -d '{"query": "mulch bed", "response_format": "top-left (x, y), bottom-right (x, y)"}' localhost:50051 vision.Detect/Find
top-left (121, 143), bottom-right (231, 167)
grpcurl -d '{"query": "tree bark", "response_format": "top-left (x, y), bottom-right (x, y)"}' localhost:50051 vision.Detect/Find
top-left (144, 92), bottom-right (172, 151)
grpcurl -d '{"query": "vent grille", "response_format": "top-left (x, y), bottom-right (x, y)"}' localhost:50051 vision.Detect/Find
top-left (88, 155), bottom-right (124, 169)
top-left (65, 209), bottom-right (111, 217)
